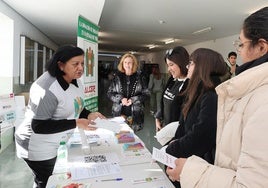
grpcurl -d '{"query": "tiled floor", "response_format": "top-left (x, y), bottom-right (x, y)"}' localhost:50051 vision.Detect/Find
top-left (0, 143), bottom-right (34, 188)
top-left (0, 86), bottom-right (162, 188)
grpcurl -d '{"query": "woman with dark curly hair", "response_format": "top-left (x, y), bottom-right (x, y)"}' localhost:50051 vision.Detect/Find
top-left (15, 45), bottom-right (105, 188)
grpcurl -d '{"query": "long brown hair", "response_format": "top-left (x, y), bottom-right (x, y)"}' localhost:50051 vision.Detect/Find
top-left (182, 48), bottom-right (227, 118)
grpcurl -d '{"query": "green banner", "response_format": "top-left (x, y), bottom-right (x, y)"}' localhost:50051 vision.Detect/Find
top-left (77, 15), bottom-right (99, 111)
top-left (84, 96), bottom-right (98, 112)
top-left (78, 16), bottom-right (99, 43)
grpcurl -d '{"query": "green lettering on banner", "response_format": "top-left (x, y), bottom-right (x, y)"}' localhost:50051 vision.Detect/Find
top-left (78, 16), bottom-right (99, 43)
top-left (84, 96), bottom-right (98, 111)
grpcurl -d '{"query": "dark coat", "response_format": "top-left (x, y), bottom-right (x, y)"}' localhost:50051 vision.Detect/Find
top-left (166, 90), bottom-right (218, 164)
top-left (107, 71), bottom-right (150, 124)
top-left (155, 77), bottom-right (189, 126)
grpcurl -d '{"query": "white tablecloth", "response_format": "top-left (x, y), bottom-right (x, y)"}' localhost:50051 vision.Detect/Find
top-left (46, 125), bottom-right (175, 188)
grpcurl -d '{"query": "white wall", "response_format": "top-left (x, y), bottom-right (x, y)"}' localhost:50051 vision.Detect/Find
top-left (0, 11), bottom-right (13, 95)
top-left (139, 51), bottom-right (167, 72)
top-left (0, 0), bottom-right (59, 153)
top-left (138, 34), bottom-right (241, 74)
top-left (0, 0), bottom-right (58, 95)
top-left (185, 34), bottom-right (242, 65)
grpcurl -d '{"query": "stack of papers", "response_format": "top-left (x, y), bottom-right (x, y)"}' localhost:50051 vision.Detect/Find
top-left (68, 132), bottom-right (101, 145)
top-left (108, 116), bottom-right (126, 123)
top-left (115, 131), bottom-right (135, 143)
top-left (120, 147), bottom-right (152, 165)
top-left (122, 142), bottom-right (144, 151)
top-left (47, 173), bottom-right (92, 188)
top-left (93, 118), bottom-right (122, 133)
top-left (69, 152), bottom-right (121, 181)
top-left (70, 163), bottom-right (121, 181)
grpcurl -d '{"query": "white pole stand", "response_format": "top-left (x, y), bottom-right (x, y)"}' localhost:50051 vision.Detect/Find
top-left (78, 128), bottom-right (91, 155)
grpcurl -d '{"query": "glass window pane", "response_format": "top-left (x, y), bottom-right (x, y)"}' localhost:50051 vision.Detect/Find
top-left (25, 37), bottom-right (34, 83)
top-left (37, 43), bottom-right (44, 77)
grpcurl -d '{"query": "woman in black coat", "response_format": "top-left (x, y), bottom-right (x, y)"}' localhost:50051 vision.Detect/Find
top-left (107, 53), bottom-right (150, 132)
top-left (154, 46), bottom-right (189, 131)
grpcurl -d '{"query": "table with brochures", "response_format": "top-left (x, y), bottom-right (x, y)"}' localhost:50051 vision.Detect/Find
top-left (46, 118), bottom-right (175, 188)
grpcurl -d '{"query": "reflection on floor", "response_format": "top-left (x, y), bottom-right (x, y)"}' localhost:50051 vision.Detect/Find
top-left (0, 98), bottom-right (162, 188)
top-left (0, 143), bottom-right (33, 187)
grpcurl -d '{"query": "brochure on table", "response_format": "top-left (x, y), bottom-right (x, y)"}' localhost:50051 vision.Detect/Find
top-left (0, 93), bottom-right (16, 153)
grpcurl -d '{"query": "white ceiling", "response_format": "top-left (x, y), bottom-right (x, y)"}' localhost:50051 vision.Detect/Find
top-left (3, 0), bottom-right (268, 55)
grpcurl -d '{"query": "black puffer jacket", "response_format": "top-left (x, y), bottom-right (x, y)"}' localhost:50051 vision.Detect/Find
top-left (107, 71), bottom-right (150, 124)
top-left (166, 76), bottom-right (223, 164)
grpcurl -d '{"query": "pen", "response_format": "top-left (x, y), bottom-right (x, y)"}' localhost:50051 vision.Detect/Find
top-left (101, 178), bottom-right (123, 182)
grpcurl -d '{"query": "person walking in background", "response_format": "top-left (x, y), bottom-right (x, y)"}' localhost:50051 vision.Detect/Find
top-left (165, 48), bottom-right (228, 188)
top-left (226, 51), bottom-right (238, 77)
top-left (15, 45), bottom-right (106, 188)
top-left (154, 46), bottom-right (189, 131)
top-left (166, 7), bottom-right (268, 188)
top-left (107, 53), bottom-right (150, 132)
top-left (148, 66), bottom-right (165, 115)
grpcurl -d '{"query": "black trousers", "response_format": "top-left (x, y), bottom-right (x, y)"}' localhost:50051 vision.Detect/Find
top-left (24, 157), bottom-right (57, 188)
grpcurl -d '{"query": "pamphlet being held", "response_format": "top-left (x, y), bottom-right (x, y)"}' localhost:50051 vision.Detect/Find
top-left (152, 147), bottom-right (177, 168)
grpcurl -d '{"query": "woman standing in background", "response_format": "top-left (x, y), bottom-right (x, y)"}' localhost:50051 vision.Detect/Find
top-left (107, 53), bottom-right (150, 132)
top-left (148, 66), bottom-right (165, 115)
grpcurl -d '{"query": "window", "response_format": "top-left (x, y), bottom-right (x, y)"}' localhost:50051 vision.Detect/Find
top-left (37, 43), bottom-right (44, 78)
top-left (20, 36), bottom-right (54, 84)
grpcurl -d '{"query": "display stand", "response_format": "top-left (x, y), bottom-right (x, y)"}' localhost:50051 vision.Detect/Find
top-left (0, 93), bottom-right (16, 154)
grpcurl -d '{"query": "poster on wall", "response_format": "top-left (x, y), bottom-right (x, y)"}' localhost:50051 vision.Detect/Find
top-left (0, 93), bottom-right (16, 150)
top-left (77, 15), bottom-right (99, 112)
